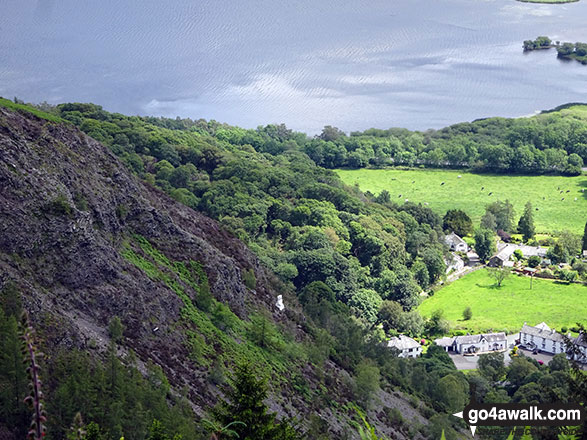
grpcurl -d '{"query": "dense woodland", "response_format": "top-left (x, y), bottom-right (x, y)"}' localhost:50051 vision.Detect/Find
top-left (0, 100), bottom-right (586, 440)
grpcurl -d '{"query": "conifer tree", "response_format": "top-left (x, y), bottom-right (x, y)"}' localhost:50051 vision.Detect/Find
top-left (214, 363), bottom-right (298, 440)
top-left (517, 201), bottom-right (535, 242)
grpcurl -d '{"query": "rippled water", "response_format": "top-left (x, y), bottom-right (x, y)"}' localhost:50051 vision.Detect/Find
top-left (1, 0), bottom-right (586, 133)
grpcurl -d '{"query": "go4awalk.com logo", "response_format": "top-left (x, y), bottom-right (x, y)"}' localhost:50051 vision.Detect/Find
top-left (453, 402), bottom-right (585, 437)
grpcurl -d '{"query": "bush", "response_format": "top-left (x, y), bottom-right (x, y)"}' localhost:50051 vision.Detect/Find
top-left (45, 194), bottom-right (72, 216)
top-left (462, 306), bottom-right (472, 321)
top-left (243, 268), bottom-right (256, 290)
top-left (527, 255), bottom-right (541, 268)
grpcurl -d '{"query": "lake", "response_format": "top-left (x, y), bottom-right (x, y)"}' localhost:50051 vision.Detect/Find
top-left (1, 0), bottom-right (587, 133)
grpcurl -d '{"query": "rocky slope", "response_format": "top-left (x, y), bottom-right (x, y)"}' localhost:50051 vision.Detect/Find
top-left (0, 107), bottom-right (429, 439)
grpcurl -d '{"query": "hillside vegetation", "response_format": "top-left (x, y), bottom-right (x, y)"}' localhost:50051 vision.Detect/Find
top-left (0, 103), bottom-right (465, 439)
top-left (1, 100), bottom-right (586, 440)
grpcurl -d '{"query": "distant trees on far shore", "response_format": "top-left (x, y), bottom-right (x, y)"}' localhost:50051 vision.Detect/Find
top-left (523, 36), bottom-right (587, 65)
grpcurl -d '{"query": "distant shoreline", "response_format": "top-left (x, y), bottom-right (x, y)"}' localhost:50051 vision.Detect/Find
top-left (523, 37), bottom-right (587, 65)
top-left (517, 0), bottom-right (579, 3)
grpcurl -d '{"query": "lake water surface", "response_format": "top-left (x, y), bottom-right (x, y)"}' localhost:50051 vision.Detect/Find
top-left (1, 0), bottom-right (587, 133)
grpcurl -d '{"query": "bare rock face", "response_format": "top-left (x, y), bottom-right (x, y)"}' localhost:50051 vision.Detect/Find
top-left (0, 107), bottom-right (287, 409)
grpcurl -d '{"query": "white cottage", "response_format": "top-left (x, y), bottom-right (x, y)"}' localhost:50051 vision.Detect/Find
top-left (445, 232), bottom-right (468, 252)
top-left (519, 322), bottom-right (565, 355)
top-left (388, 335), bottom-right (422, 358)
top-left (452, 332), bottom-right (507, 354)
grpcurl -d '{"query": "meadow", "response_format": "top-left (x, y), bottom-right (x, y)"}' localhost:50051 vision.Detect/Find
top-left (418, 269), bottom-right (587, 334)
top-left (336, 168), bottom-right (586, 234)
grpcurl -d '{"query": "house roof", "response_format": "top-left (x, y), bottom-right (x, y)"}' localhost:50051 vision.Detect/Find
top-left (445, 232), bottom-right (466, 247)
top-left (492, 244), bottom-right (547, 262)
top-left (454, 332), bottom-right (506, 345)
top-left (388, 334), bottom-right (420, 351)
top-left (575, 333), bottom-right (587, 348)
top-left (520, 322), bottom-right (565, 342)
top-left (435, 337), bottom-right (455, 347)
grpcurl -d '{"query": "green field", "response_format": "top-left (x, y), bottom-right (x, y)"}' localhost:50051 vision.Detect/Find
top-left (336, 168), bottom-right (586, 234)
top-left (418, 269), bottom-right (587, 334)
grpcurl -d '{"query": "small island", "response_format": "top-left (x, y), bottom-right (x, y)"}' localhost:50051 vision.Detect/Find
top-left (523, 36), bottom-right (587, 65)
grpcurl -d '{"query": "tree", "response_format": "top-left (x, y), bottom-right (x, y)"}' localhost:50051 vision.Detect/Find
top-left (583, 221), bottom-right (587, 252)
top-left (517, 201), bottom-right (535, 242)
top-left (485, 200), bottom-right (515, 233)
top-left (421, 248), bottom-right (446, 285)
top-left (557, 42), bottom-right (575, 57)
top-left (527, 255), bottom-right (541, 268)
top-left (213, 363), bottom-right (297, 440)
top-left (426, 310), bottom-right (450, 336)
top-left (478, 352), bottom-right (506, 382)
top-left (480, 212), bottom-right (497, 231)
top-left (353, 360), bottom-right (380, 405)
top-left (462, 306), bottom-right (472, 321)
top-left (108, 316), bottom-right (124, 343)
top-left (559, 230), bottom-right (582, 257)
top-left (377, 300), bottom-right (403, 333)
top-left (507, 357), bottom-right (538, 389)
top-left (443, 209), bottom-right (473, 237)
top-left (474, 229), bottom-right (496, 262)
top-left (488, 266), bottom-right (510, 287)
top-left (318, 125), bottom-right (345, 142)
top-left (147, 420), bottom-right (170, 440)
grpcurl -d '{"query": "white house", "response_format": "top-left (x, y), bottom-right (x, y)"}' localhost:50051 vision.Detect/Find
top-left (445, 232), bottom-right (468, 252)
top-left (452, 332), bottom-right (507, 354)
top-left (519, 322), bottom-right (566, 355)
top-left (388, 335), bottom-right (422, 358)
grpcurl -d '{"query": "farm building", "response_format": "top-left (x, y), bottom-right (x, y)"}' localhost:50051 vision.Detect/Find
top-left (445, 232), bottom-right (468, 252)
top-left (387, 335), bottom-right (422, 358)
top-left (489, 244), bottom-right (547, 267)
top-left (519, 322), bottom-right (566, 355)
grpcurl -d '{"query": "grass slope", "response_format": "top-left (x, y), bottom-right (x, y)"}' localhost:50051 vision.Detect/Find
top-left (336, 168), bottom-right (586, 234)
top-left (418, 269), bottom-right (587, 334)
top-left (0, 97), bottom-right (64, 123)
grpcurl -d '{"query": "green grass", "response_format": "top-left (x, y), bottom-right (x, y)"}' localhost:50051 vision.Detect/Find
top-left (336, 168), bottom-right (586, 234)
top-left (418, 269), bottom-right (587, 334)
top-left (120, 235), bottom-right (306, 376)
top-left (0, 97), bottom-right (64, 123)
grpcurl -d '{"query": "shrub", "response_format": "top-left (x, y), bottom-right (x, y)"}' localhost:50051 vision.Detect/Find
top-left (243, 268), bottom-right (256, 290)
top-left (462, 306), bottom-right (472, 321)
top-left (527, 255), bottom-right (541, 268)
top-left (108, 316), bottom-right (124, 343)
top-left (45, 194), bottom-right (72, 216)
